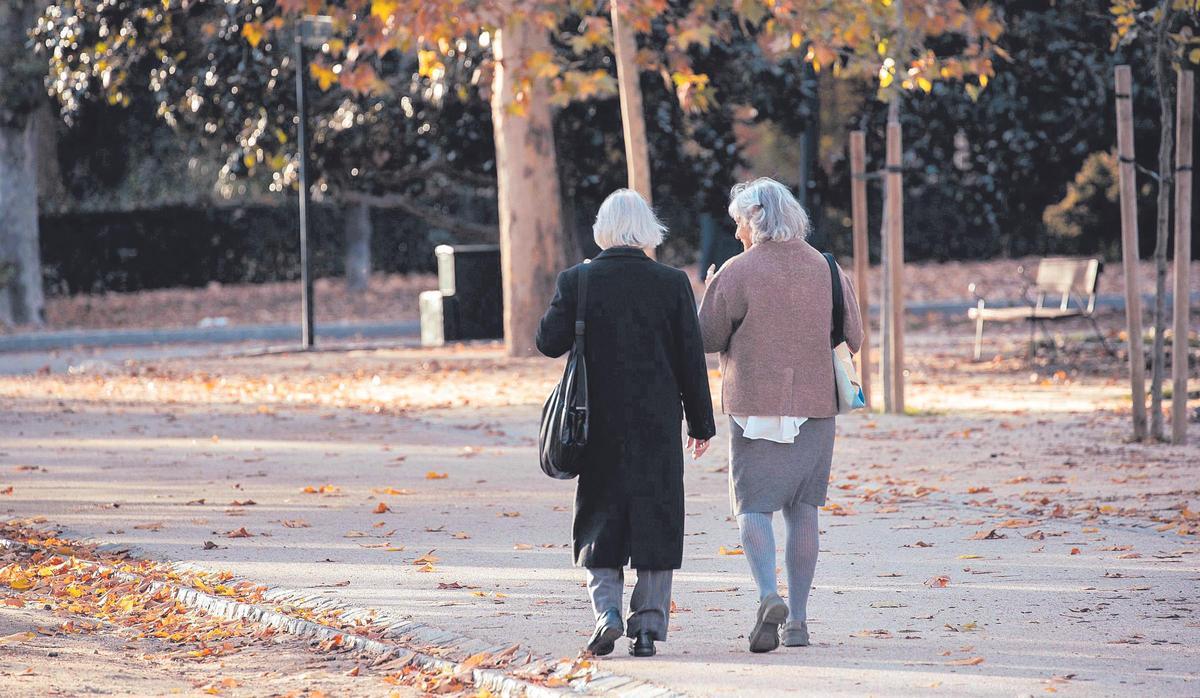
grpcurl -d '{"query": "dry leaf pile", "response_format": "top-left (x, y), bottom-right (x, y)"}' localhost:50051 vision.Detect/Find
top-left (0, 519), bottom-right (581, 696)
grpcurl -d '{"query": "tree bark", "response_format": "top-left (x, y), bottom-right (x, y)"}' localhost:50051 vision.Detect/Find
top-left (0, 1), bottom-right (45, 328)
top-left (344, 201), bottom-right (372, 293)
top-left (1150, 12), bottom-right (1176, 441)
top-left (0, 118), bottom-right (44, 328)
top-left (490, 18), bottom-right (566, 357)
top-left (610, 4), bottom-right (652, 205)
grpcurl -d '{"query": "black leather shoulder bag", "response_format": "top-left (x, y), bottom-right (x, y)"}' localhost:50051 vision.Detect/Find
top-left (538, 263), bottom-right (590, 479)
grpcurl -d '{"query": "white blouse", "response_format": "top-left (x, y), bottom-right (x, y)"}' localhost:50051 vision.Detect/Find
top-left (731, 415), bottom-right (809, 444)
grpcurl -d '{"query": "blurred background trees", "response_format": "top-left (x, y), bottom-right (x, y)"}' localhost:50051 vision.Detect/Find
top-left (9, 0), bottom-right (1196, 309)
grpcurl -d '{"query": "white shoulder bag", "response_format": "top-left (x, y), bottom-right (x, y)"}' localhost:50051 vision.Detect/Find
top-left (823, 253), bottom-right (865, 413)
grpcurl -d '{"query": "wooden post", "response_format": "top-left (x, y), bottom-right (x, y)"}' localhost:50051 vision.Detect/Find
top-left (1172, 68), bottom-right (1193, 444)
top-left (885, 103), bottom-right (906, 413)
top-left (611, 3), bottom-right (653, 254)
top-left (880, 201), bottom-right (892, 412)
top-left (1115, 65), bottom-right (1148, 441)
top-left (849, 131), bottom-right (872, 409)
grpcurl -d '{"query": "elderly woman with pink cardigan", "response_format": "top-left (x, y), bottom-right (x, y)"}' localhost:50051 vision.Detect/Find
top-left (698, 177), bottom-right (863, 653)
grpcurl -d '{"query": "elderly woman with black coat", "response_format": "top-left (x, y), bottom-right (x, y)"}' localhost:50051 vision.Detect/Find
top-left (536, 189), bottom-right (716, 658)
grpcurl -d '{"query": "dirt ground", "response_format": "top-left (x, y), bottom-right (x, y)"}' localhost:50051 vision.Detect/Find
top-left (0, 316), bottom-right (1197, 696)
top-left (30, 259), bottom-right (1200, 333)
top-left (0, 603), bottom-right (423, 697)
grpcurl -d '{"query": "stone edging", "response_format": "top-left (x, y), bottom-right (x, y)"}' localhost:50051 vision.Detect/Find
top-left (0, 534), bottom-right (682, 698)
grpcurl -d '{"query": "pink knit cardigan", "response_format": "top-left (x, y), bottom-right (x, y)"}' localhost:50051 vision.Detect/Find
top-left (698, 239), bottom-right (864, 418)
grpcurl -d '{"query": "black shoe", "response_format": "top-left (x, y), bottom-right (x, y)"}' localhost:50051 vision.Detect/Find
top-left (586, 608), bottom-right (623, 656)
top-left (629, 630), bottom-right (656, 657)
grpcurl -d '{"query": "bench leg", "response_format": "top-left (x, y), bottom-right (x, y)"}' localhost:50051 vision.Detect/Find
top-left (1027, 318), bottom-right (1037, 360)
top-left (1088, 315), bottom-right (1118, 358)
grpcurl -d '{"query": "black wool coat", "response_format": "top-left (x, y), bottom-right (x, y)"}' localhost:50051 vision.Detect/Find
top-left (536, 247), bottom-right (716, 570)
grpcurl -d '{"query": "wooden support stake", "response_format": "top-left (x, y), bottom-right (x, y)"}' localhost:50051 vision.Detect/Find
top-left (610, 3), bottom-right (655, 257)
top-left (1115, 65), bottom-right (1148, 441)
top-left (885, 105), bottom-right (906, 413)
top-left (1172, 68), bottom-right (1193, 445)
top-left (849, 131), bottom-right (872, 409)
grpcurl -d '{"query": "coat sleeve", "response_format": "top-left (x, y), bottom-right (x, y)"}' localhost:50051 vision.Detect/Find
top-left (675, 274), bottom-right (717, 441)
top-left (535, 269), bottom-right (575, 358)
top-left (697, 266), bottom-right (740, 354)
top-left (838, 263), bottom-right (864, 353)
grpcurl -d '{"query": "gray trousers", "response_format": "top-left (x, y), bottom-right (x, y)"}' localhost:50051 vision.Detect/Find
top-left (586, 567), bottom-right (673, 641)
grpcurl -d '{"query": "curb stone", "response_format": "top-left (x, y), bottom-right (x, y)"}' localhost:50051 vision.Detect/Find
top-left (0, 533), bottom-right (685, 697)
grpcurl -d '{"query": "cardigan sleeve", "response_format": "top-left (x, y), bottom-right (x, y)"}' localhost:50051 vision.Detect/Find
top-left (837, 264), bottom-right (864, 353)
top-left (674, 274), bottom-right (717, 441)
top-left (535, 269), bottom-right (575, 358)
top-left (697, 266), bottom-right (740, 354)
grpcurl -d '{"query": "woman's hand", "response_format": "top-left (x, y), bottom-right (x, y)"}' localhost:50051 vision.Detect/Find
top-left (686, 437), bottom-right (710, 460)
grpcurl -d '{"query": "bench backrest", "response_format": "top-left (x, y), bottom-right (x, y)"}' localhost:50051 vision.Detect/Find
top-left (1034, 257), bottom-right (1101, 312)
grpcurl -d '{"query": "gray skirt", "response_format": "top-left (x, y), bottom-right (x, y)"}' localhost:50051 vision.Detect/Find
top-left (728, 416), bottom-right (835, 516)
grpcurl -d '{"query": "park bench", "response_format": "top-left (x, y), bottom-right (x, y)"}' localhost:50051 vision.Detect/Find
top-left (968, 257), bottom-right (1114, 360)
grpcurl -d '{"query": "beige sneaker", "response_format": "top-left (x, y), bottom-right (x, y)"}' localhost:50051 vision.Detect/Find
top-left (781, 621), bottom-right (809, 647)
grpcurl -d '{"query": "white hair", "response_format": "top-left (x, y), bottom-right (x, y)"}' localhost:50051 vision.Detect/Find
top-left (592, 189), bottom-right (666, 250)
top-left (727, 177), bottom-right (810, 244)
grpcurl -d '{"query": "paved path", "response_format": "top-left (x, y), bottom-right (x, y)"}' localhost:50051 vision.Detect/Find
top-left (1, 346), bottom-right (1197, 696)
top-left (4, 291), bottom-right (1196, 356)
top-left (0, 319), bottom-right (420, 354)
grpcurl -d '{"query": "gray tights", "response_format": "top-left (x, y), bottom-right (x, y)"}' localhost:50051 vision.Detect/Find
top-left (736, 501), bottom-right (820, 623)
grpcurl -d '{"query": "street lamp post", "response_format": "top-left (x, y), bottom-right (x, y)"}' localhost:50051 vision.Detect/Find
top-left (294, 15), bottom-right (333, 350)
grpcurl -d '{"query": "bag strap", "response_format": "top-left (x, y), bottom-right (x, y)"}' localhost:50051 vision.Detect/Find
top-left (823, 253), bottom-right (846, 348)
top-left (574, 262), bottom-right (589, 352)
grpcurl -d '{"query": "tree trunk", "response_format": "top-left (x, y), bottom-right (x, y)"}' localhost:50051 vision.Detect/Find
top-left (490, 18), bottom-right (566, 357)
top-left (0, 1), bottom-right (45, 328)
top-left (344, 201), bottom-right (372, 293)
top-left (610, 4), bottom-right (652, 205)
top-left (1150, 18), bottom-right (1176, 441)
top-left (0, 118), bottom-right (44, 328)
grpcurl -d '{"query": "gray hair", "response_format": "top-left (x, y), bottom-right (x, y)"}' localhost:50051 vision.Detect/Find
top-left (727, 177), bottom-right (810, 244)
top-left (592, 189), bottom-right (666, 250)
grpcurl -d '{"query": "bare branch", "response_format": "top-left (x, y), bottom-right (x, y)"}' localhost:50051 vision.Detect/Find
top-left (341, 191), bottom-right (498, 241)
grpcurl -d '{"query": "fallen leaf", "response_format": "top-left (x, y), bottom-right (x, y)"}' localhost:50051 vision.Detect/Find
top-left (925, 575), bottom-right (950, 588)
top-left (0, 631), bottom-right (35, 644)
top-left (374, 502), bottom-right (391, 514)
top-left (947, 656), bottom-right (985, 666)
top-left (718, 546), bottom-right (744, 556)
top-left (281, 520), bottom-right (310, 528)
top-left (225, 527), bottom-right (253, 538)
top-left (413, 552), bottom-right (440, 565)
top-left (970, 529), bottom-right (1006, 540)
top-left (425, 472), bottom-right (449, 480)
top-left (8, 576), bottom-right (34, 591)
